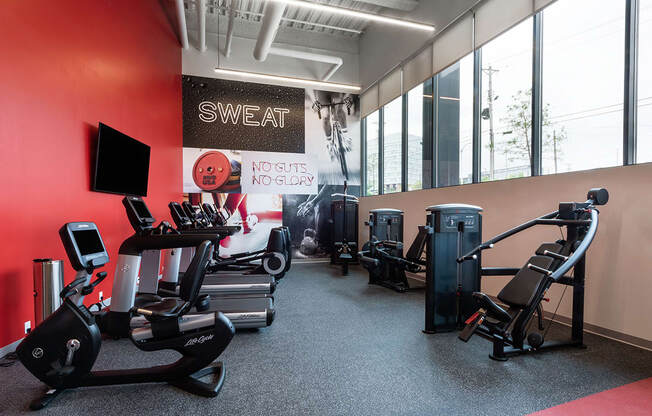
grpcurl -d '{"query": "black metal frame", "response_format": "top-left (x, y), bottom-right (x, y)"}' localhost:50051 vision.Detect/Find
top-left (624, 0), bottom-right (639, 165)
top-left (457, 193), bottom-right (603, 361)
top-left (360, 0), bottom-right (641, 191)
top-left (378, 108), bottom-right (384, 194)
top-left (472, 48), bottom-right (482, 183)
top-left (401, 94), bottom-right (409, 192)
top-left (531, 12), bottom-right (544, 176)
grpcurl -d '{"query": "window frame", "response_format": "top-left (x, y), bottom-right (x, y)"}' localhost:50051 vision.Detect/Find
top-left (360, 0), bottom-right (642, 197)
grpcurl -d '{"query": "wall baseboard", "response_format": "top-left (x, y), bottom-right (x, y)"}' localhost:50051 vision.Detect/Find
top-left (487, 293), bottom-right (652, 352)
top-left (405, 271), bottom-right (652, 351)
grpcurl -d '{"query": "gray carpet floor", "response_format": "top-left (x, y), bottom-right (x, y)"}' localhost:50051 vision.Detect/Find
top-left (2, 263), bottom-right (652, 415)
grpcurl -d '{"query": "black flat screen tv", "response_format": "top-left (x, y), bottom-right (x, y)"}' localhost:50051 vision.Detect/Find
top-left (93, 123), bottom-right (150, 196)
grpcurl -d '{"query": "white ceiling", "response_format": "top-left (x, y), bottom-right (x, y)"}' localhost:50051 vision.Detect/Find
top-left (184, 0), bottom-right (419, 39)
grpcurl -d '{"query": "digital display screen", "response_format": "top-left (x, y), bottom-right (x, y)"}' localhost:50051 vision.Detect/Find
top-left (131, 199), bottom-right (153, 219)
top-left (173, 204), bottom-right (187, 218)
top-left (72, 230), bottom-right (105, 256)
top-left (93, 123), bottom-right (150, 196)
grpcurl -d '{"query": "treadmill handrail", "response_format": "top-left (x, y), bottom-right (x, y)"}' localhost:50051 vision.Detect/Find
top-left (119, 233), bottom-right (222, 255)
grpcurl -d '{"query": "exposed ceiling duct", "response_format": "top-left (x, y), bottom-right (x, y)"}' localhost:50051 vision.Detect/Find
top-left (197, 0), bottom-right (207, 52)
top-left (175, 0), bottom-right (189, 49)
top-left (353, 0), bottom-right (418, 11)
top-left (253, 2), bottom-right (287, 61)
top-left (268, 46), bottom-right (343, 81)
top-left (224, 0), bottom-right (241, 57)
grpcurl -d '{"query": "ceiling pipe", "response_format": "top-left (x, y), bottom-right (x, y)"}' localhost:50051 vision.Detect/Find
top-left (353, 0), bottom-right (418, 11)
top-left (268, 46), bottom-right (343, 81)
top-left (225, 0), bottom-right (240, 57)
top-left (197, 0), bottom-right (206, 52)
top-left (175, 0), bottom-right (189, 49)
top-left (253, 2), bottom-right (287, 61)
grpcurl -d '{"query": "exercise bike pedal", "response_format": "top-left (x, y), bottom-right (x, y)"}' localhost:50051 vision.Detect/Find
top-left (168, 362), bottom-right (226, 398)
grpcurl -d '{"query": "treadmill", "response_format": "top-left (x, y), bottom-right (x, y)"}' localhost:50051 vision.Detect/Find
top-left (122, 196), bottom-right (275, 329)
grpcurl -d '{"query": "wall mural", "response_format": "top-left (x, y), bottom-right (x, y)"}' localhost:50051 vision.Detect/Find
top-left (182, 75), bottom-right (360, 259)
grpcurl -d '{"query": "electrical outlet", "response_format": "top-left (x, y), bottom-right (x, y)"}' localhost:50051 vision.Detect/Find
top-left (24, 321), bottom-right (31, 334)
top-left (99, 291), bottom-right (104, 301)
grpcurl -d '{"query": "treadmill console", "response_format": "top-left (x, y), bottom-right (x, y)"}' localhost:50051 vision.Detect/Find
top-left (123, 196), bottom-right (156, 232)
top-left (59, 222), bottom-right (109, 271)
top-left (169, 201), bottom-right (194, 229)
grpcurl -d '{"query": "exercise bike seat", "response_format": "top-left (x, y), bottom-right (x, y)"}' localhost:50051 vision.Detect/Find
top-left (136, 240), bottom-right (213, 322)
top-left (141, 298), bottom-right (187, 316)
top-left (472, 292), bottom-right (512, 323)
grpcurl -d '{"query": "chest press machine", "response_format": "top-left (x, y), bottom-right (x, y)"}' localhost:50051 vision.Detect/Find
top-left (458, 188), bottom-right (608, 361)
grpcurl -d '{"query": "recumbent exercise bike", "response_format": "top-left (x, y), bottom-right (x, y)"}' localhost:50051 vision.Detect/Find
top-left (16, 222), bottom-right (234, 409)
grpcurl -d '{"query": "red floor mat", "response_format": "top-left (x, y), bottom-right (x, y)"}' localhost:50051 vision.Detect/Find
top-left (529, 377), bottom-right (652, 415)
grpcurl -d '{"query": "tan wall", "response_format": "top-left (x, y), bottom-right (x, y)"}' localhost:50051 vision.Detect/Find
top-left (358, 163), bottom-right (652, 342)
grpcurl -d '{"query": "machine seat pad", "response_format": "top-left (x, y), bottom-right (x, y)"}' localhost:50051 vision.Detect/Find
top-left (535, 242), bottom-right (564, 257)
top-left (497, 255), bottom-right (555, 309)
top-left (405, 226), bottom-right (428, 262)
top-left (472, 292), bottom-right (512, 323)
top-left (143, 298), bottom-right (186, 316)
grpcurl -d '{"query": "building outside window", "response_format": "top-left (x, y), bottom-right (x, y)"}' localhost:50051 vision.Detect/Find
top-left (435, 53), bottom-right (474, 186)
top-left (406, 83), bottom-right (429, 190)
top-left (480, 17), bottom-right (533, 182)
top-left (541, 0), bottom-right (625, 174)
top-left (365, 111), bottom-right (380, 195)
top-left (639, 0), bottom-right (652, 163)
top-left (383, 97), bottom-right (403, 193)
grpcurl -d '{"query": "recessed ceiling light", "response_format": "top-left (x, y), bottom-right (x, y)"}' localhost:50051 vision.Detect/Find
top-left (214, 68), bottom-right (361, 92)
top-left (268, 0), bottom-right (435, 32)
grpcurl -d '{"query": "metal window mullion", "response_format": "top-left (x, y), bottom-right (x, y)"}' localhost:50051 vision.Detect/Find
top-left (423, 78), bottom-right (434, 189)
top-left (361, 118), bottom-right (365, 194)
top-left (472, 48), bottom-right (482, 183)
top-left (433, 75), bottom-right (440, 188)
top-left (402, 94), bottom-right (408, 192)
top-left (624, 0), bottom-right (639, 165)
top-left (379, 108), bottom-right (384, 195)
top-left (532, 12), bottom-right (543, 176)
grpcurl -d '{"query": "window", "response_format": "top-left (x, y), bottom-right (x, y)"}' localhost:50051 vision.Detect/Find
top-left (406, 82), bottom-right (432, 190)
top-left (541, 0), bottom-right (625, 173)
top-left (639, 0), bottom-right (652, 163)
top-left (480, 18), bottom-right (533, 182)
top-left (435, 53), bottom-right (474, 186)
top-left (383, 97), bottom-right (403, 193)
top-left (365, 111), bottom-right (380, 196)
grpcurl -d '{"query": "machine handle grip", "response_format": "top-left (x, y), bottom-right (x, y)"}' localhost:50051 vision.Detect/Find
top-left (81, 271), bottom-right (107, 295)
top-left (60, 275), bottom-right (90, 299)
top-left (358, 253), bottom-right (379, 267)
top-left (456, 254), bottom-right (478, 264)
top-left (527, 263), bottom-right (553, 276)
top-left (457, 243), bottom-right (493, 263)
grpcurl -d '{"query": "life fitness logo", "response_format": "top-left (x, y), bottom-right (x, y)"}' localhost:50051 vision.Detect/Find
top-left (184, 334), bottom-right (214, 347)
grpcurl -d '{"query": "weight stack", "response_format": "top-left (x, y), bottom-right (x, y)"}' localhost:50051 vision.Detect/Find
top-left (330, 195), bottom-right (359, 264)
top-left (424, 204), bottom-right (482, 333)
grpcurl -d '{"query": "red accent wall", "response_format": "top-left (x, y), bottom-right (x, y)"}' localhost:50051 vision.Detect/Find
top-left (0, 1), bottom-right (182, 348)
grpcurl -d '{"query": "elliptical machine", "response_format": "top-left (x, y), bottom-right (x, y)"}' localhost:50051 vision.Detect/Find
top-left (16, 222), bottom-right (234, 409)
